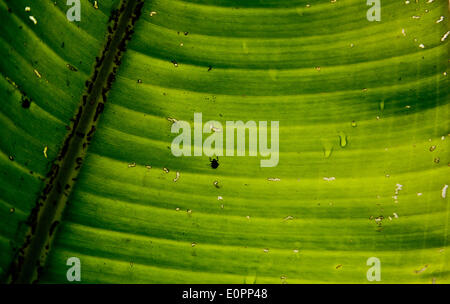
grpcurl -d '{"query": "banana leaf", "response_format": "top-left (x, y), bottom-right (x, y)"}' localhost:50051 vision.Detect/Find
top-left (0, 0), bottom-right (448, 283)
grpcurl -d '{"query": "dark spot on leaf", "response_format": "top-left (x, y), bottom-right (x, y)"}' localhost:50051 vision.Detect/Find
top-left (21, 97), bottom-right (31, 108)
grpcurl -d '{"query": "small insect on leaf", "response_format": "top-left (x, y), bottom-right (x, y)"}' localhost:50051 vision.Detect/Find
top-left (173, 171), bottom-right (180, 182)
top-left (66, 64), bottom-right (78, 72)
top-left (34, 69), bottom-right (42, 78)
top-left (209, 157), bottom-right (219, 169)
top-left (414, 265), bottom-right (428, 274)
top-left (6, 77), bottom-right (18, 88)
top-left (43, 146), bottom-right (48, 159)
top-left (29, 16), bottom-right (37, 24)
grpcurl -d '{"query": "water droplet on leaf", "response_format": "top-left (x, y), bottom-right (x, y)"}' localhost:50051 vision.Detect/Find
top-left (339, 132), bottom-right (347, 147)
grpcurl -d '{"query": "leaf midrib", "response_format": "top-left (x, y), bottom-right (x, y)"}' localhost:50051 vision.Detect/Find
top-left (7, 0), bottom-right (144, 284)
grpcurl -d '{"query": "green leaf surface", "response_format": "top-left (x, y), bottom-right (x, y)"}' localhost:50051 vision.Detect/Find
top-left (0, 0), bottom-right (448, 283)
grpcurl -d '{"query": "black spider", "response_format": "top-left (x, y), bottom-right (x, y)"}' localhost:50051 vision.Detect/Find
top-left (209, 156), bottom-right (219, 169)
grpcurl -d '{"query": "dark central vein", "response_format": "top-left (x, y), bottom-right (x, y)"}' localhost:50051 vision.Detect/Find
top-left (7, 0), bottom-right (144, 283)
